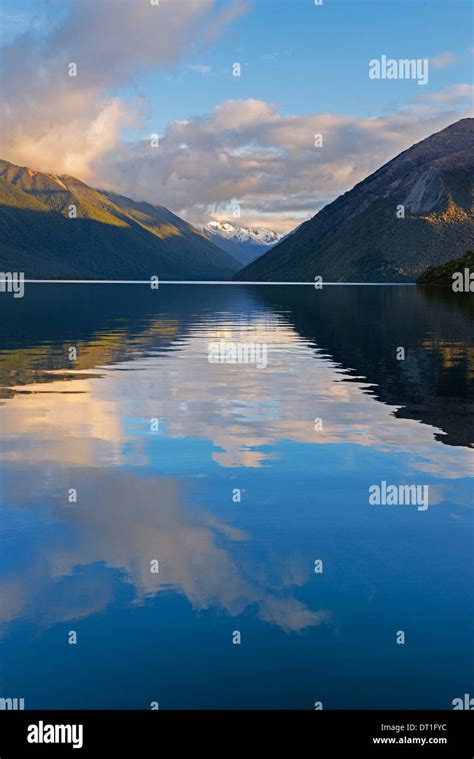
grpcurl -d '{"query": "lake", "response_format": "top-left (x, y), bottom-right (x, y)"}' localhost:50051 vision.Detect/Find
top-left (0, 284), bottom-right (472, 709)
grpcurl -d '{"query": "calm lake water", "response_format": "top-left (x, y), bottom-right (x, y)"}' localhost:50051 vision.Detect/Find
top-left (0, 284), bottom-right (472, 709)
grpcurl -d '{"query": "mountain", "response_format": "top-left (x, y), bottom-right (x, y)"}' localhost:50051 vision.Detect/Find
top-left (417, 250), bottom-right (474, 286)
top-left (254, 285), bottom-right (473, 449)
top-left (236, 119), bottom-right (474, 282)
top-left (201, 220), bottom-right (282, 265)
top-left (0, 160), bottom-right (240, 280)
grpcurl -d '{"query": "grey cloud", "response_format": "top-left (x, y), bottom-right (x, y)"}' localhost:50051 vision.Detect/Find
top-left (96, 90), bottom-right (473, 229)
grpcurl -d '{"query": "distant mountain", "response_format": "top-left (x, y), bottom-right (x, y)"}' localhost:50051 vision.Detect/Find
top-left (0, 160), bottom-right (240, 280)
top-left (201, 220), bottom-right (282, 265)
top-left (236, 119), bottom-right (474, 282)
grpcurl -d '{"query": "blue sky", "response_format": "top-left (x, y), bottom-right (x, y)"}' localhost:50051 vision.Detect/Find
top-left (138, 0), bottom-right (474, 132)
top-left (0, 0), bottom-right (472, 231)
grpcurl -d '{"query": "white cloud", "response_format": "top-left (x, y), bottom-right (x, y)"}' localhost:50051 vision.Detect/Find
top-left (430, 51), bottom-right (457, 70)
top-left (186, 64), bottom-right (212, 75)
top-left (96, 87), bottom-right (473, 232)
top-left (418, 83), bottom-right (474, 104)
top-left (0, 0), bottom-right (246, 179)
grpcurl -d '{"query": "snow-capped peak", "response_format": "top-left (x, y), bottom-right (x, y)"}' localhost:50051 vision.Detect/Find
top-left (203, 220), bottom-right (282, 247)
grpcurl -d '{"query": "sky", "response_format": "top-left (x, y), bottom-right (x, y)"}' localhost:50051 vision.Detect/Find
top-left (0, 0), bottom-right (472, 233)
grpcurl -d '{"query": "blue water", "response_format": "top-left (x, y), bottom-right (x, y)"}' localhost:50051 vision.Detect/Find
top-left (0, 284), bottom-right (472, 708)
